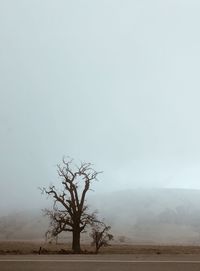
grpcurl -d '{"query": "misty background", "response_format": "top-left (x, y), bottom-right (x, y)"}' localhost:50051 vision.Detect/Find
top-left (1, 0), bottom-right (200, 243)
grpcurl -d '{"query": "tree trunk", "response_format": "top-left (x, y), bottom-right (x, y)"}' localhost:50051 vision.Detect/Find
top-left (95, 246), bottom-right (99, 254)
top-left (72, 228), bottom-right (81, 253)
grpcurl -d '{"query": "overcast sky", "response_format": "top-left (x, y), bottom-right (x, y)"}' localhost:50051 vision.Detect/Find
top-left (1, 0), bottom-right (200, 212)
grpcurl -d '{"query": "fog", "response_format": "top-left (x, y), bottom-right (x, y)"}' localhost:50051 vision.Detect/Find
top-left (1, 0), bottom-right (200, 215)
top-left (2, 189), bottom-right (200, 245)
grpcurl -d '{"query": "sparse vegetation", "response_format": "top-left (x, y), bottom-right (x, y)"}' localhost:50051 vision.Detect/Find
top-left (118, 235), bottom-right (126, 243)
top-left (1, 241), bottom-right (200, 255)
top-left (90, 222), bottom-right (113, 253)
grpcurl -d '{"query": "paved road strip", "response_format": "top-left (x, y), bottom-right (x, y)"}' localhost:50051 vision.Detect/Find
top-left (1, 259), bottom-right (200, 263)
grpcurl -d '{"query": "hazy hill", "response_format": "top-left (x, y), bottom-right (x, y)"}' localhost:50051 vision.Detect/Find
top-left (89, 188), bottom-right (200, 244)
top-left (1, 188), bottom-right (200, 245)
top-left (0, 209), bottom-right (49, 241)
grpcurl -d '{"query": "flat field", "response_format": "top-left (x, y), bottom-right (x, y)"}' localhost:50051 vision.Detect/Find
top-left (1, 241), bottom-right (200, 255)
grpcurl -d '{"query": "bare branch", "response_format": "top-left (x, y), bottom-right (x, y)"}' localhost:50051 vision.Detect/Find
top-left (90, 221), bottom-right (113, 253)
top-left (41, 157), bottom-right (102, 253)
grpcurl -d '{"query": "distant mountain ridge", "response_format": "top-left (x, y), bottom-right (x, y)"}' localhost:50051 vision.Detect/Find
top-left (1, 188), bottom-right (200, 244)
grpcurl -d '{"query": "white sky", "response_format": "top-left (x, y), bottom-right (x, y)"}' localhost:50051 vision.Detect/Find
top-left (1, 0), bottom-right (200, 211)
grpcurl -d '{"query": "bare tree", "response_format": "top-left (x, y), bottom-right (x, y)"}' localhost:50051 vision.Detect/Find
top-left (45, 228), bottom-right (58, 244)
top-left (41, 157), bottom-right (101, 253)
top-left (90, 222), bottom-right (113, 253)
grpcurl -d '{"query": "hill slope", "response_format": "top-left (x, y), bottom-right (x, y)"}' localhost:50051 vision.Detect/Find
top-left (1, 189), bottom-right (200, 244)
